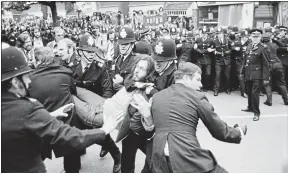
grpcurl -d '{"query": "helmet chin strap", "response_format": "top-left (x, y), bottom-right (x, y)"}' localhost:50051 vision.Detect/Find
top-left (17, 76), bottom-right (30, 97)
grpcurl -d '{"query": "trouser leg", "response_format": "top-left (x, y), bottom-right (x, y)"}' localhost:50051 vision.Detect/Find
top-left (141, 139), bottom-right (153, 173)
top-left (224, 64), bottom-right (231, 91)
top-left (246, 81), bottom-right (253, 109)
top-left (121, 133), bottom-right (140, 173)
top-left (275, 68), bottom-right (288, 103)
top-left (214, 64), bottom-right (222, 92)
top-left (64, 152), bottom-right (81, 173)
top-left (103, 134), bottom-right (121, 163)
top-left (251, 80), bottom-right (261, 115)
top-left (206, 64), bottom-right (212, 90)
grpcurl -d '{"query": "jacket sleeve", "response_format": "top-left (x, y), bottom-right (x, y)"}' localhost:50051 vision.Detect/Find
top-left (197, 96), bottom-right (242, 144)
top-left (261, 46), bottom-right (271, 80)
top-left (24, 104), bottom-right (106, 158)
top-left (99, 68), bottom-right (114, 98)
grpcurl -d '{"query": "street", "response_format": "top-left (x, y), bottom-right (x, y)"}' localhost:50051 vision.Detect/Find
top-left (45, 90), bottom-right (288, 173)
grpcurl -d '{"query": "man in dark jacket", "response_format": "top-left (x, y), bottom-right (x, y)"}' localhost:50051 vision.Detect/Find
top-left (194, 29), bottom-right (215, 91)
top-left (131, 62), bottom-right (247, 173)
top-left (213, 28), bottom-right (232, 96)
top-left (241, 29), bottom-right (271, 121)
top-left (1, 44), bottom-right (122, 173)
top-left (71, 34), bottom-right (121, 173)
top-left (111, 27), bottom-right (138, 92)
top-left (261, 32), bottom-right (288, 106)
top-left (273, 26), bottom-right (288, 90)
top-left (29, 47), bottom-right (79, 161)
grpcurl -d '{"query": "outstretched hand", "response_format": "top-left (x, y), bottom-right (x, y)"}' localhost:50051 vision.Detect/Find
top-left (50, 103), bottom-right (74, 117)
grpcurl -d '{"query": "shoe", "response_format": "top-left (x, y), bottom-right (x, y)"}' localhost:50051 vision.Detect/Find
top-left (99, 147), bottom-right (109, 158)
top-left (214, 91), bottom-right (218, 96)
top-left (253, 114), bottom-right (260, 121)
top-left (285, 102), bottom-right (288, 106)
top-left (263, 101), bottom-right (272, 106)
top-left (113, 163), bottom-right (121, 173)
top-left (226, 90), bottom-right (231, 95)
top-left (113, 153), bottom-right (121, 173)
top-left (241, 93), bottom-right (247, 98)
top-left (241, 108), bottom-right (253, 112)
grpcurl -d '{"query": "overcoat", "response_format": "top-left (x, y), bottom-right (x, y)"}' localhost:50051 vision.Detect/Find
top-left (150, 83), bottom-right (242, 173)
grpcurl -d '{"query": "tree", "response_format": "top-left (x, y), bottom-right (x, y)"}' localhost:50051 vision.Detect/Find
top-left (3, 1), bottom-right (75, 26)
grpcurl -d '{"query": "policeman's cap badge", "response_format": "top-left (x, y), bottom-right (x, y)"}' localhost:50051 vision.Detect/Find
top-left (120, 29), bottom-right (127, 38)
top-left (155, 42), bottom-right (164, 55)
top-left (87, 36), bottom-right (94, 46)
top-left (172, 27), bottom-right (175, 32)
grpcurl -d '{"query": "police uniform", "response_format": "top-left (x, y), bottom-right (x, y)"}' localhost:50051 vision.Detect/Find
top-left (231, 30), bottom-right (250, 97)
top-left (71, 34), bottom-right (121, 173)
top-left (194, 29), bottom-right (214, 91)
top-left (241, 29), bottom-right (271, 121)
top-left (111, 27), bottom-right (138, 92)
top-left (1, 45), bottom-right (107, 173)
top-left (213, 28), bottom-right (232, 95)
top-left (273, 26), bottom-right (288, 90)
top-left (261, 32), bottom-right (288, 106)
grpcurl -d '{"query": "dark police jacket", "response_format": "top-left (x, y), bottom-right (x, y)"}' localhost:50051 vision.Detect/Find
top-left (214, 37), bottom-right (232, 65)
top-left (242, 42), bottom-right (270, 81)
top-left (149, 62), bottom-right (177, 96)
top-left (194, 38), bottom-right (214, 65)
top-left (273, 37), bottom-right (288, 65)
top-left (150, 83), bottom-right (242, 173)
top-left (1, 92), bottom-right (106, 173)
top-left (71, 60), bottom-right (114, 98)
top-left (263, 41), bottom-right (283, 69)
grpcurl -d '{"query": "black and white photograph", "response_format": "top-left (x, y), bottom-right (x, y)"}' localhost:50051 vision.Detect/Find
top-left (1, 1), bottom-right (288, 173)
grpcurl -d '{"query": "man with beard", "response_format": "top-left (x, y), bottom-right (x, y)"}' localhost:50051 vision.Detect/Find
top-left (111, 27), bottom-right (138, 92)
top-left (16, 32), bottom-right (36, 69)
top-left (1, 44), bottom-right (123, 173)
top-left (70, 34), bottom-right (121, 173)
top-left (241, 29), bottom-right (270, 121)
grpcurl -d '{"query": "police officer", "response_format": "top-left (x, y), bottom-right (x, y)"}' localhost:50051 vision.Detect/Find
top-left (261, 32), bottom-right (288, 106)
top-left (71, 34), bottom-right (121, 173)
top-left (1, 43), bottom-right (122, 173)
top-left (194, 28), bottom-right (215, 92)
top-left (273, 26), bottom-right (288, 90)
top-left (213, 27), bottom-right (232, 96)
top-left (148, 38), bottom-right (178, 96)
top-left (241, 29), bottom-right (271, 121)
top-left (135, 28), bottom-right (153, 55)
top-left (112, 27), bottom-right (138, 92)
top-left (230, 29), bottom-right (248, 98)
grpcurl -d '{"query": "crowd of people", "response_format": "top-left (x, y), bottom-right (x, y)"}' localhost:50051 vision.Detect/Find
top-left (2, 13), bottom-right (288, 173)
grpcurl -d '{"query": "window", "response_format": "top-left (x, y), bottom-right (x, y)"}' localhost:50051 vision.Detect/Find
top-left (198, 6), bottom-right (218, 22)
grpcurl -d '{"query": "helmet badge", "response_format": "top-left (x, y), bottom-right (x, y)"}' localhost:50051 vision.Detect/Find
top-left (155, 42), bottom-right (164, 55)
top-left (87, 36), bottom-right (94, 46)
top-left (120, 29), bottom-right (127, 38)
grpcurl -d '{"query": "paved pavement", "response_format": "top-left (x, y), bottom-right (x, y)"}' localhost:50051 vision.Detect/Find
top-left (45, 90), bottom-right (288, 173)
